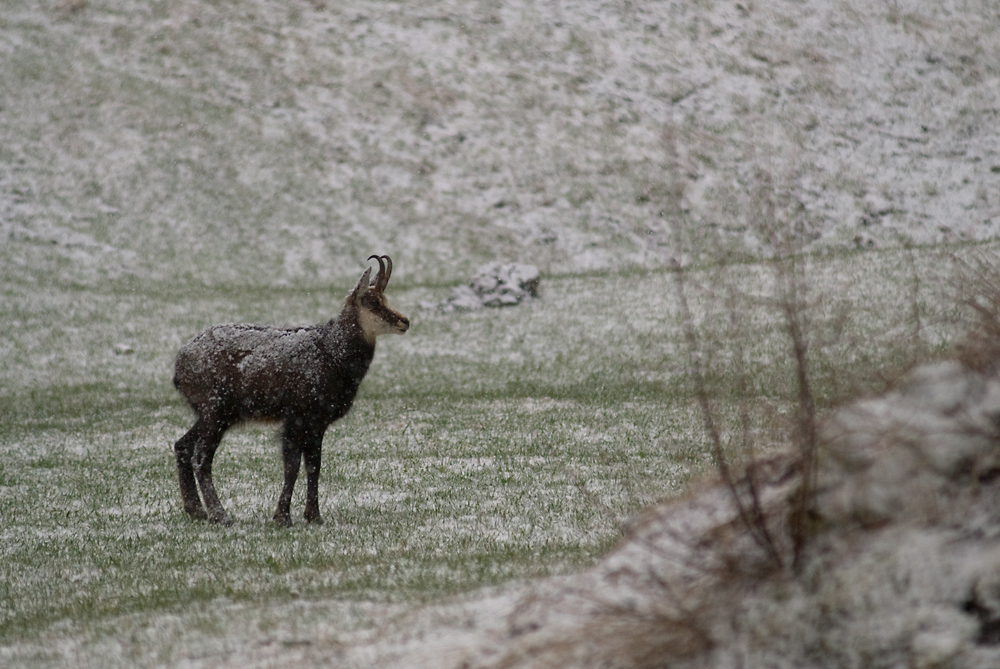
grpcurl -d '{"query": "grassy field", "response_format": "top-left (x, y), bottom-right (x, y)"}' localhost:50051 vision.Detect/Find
top-left (2, 0), bottom-right (997, 664)
top-left (0, 240), bottom-right (974, 666)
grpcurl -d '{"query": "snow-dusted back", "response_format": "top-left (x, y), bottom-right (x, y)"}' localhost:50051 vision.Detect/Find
top-left (176, 321), bottom-right (373, 419)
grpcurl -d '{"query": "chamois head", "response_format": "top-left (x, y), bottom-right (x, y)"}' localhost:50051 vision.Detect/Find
top-left (350, 255), bottom-right (409, 343)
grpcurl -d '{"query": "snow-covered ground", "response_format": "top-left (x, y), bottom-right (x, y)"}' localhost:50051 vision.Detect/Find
top-left (2, 0), bottom-right (999, 288)
top-left (2, 0), bottom-right (1000, 666)
top-left (347, 359), bottom-right (1000, 669)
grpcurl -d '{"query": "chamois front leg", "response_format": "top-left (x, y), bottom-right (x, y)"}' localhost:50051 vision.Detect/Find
top-left (273, 422), bottom-right (325, 526)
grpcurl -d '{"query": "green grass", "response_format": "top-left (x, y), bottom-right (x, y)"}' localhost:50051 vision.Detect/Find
top-left (0, 270), bottom-right (700, 663)
top-left (0, 240), bottom-right (977, 665)
top-left (1, 1), bottom-right (996, 664)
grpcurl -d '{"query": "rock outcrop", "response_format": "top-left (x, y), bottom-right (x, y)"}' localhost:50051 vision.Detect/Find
top-left (359, 359), bottom-right (1000, 668)
top-left (424, 263), bottom-right (540, 312)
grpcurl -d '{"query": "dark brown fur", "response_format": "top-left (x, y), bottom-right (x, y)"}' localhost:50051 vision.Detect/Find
top-left (172, 256), bottom-right (409, 526)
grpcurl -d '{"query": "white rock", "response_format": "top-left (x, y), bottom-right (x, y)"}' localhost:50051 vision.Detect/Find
top-left (429, 263), bottom-right (540, 311)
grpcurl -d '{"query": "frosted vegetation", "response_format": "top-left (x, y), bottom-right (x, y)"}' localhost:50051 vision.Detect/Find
top-left (1, 0), bottom-right (998, 665)
top-left (0, 247), bottom-right (974, 665)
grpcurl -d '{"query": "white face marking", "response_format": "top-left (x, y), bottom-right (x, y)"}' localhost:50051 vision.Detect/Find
top-left (357, 302), bottom-right (407, 344)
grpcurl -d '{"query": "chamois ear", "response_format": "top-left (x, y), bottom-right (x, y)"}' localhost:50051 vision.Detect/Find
top-left (350, 266), bottom-right (373, 301)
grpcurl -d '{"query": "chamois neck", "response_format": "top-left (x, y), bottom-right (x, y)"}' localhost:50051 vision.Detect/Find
top-left (330, 305), bottom-right (378, 350)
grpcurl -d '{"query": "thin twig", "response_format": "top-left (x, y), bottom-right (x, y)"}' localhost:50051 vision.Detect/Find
top-left (671, 260), bottom-right (784, 570)
top-left (724, 281), bottom-right (782, 564)
top-left (774, 254), bottom-right (818, 571)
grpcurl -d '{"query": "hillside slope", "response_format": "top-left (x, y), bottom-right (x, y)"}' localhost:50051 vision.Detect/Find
top-left (2, 0), bottom-right (999, 288)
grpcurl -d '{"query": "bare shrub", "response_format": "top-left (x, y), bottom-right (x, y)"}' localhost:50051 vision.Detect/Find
top-left (666, 153), bottom-right (944, 570)
top-left (671, 260), bottom-right (786, 570)
top-left (953, 249), bottom-right (1000, 373)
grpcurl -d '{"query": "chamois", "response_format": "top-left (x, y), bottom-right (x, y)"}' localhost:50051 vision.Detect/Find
top-left (172, 255), bottom-right (409, 526)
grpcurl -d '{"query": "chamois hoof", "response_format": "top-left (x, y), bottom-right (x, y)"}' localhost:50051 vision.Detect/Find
top-left (305, 513), bottom-right (324, 525)
top-left (208, 511), bottom-right (234, 526)
top-left (184, 506), bottom-right (208, 521)
top-left (272, 512), bottom-right (293, 528)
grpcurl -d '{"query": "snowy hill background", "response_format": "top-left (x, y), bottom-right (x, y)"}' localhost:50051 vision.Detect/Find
top-left (4, 1), bottom-right (1000, 666)
top-left (3, 0), bottom-right (999, 289)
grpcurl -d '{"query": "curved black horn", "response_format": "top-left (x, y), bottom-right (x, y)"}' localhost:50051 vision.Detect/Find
top-left (380, 255), bottom-right (392, 289)
top-left (367, 255), bottom-right (386, 290)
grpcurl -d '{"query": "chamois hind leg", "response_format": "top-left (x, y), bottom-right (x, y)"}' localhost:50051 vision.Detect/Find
top-left (303, 430), bottom-right (326, 525)
top-left (191, 418), bottom-right (233, 525)
top-left (273, 434), bottom-right (300, 527)
top-left (174, 424), bottom-right (208, 520)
